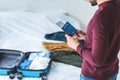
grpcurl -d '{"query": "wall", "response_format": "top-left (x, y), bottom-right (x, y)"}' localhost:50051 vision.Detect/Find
top-left (0, 0), bottom-right (28, 11)
top-left (27, 0), bottom-right (98, 30)
top-left (0, 0), bottom-right (98, 30)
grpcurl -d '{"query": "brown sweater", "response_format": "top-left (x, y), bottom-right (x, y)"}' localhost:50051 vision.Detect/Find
top-left (42, 42), bottom-right (74, 52)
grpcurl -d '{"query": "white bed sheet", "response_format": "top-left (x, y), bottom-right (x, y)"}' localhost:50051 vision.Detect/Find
top-left (0, 12), bottom-right (63, 51)
top-left (0, 12), bottom-right (81, 80)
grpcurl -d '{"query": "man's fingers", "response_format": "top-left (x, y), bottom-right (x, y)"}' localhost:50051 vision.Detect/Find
top-left (73, 35), bottom-right (78, 39)
top-left (77, 30), bottom-right (86, 35)
top-left (65, 34), bottom-right (68, 38)
top-left (65, 34), bottom-right (77, 40)
top-left (65, 34), bottom-right (71, 38)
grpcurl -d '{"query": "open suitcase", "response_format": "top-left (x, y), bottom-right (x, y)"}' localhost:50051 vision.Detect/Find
top-left (0, 49), bottom-right (52, 80)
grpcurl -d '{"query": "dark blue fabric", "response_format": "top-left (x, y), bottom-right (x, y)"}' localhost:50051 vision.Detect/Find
top-left (45, 31), bottom-right (66, 42)
top-left (45, 31), bottom-right (85, 46)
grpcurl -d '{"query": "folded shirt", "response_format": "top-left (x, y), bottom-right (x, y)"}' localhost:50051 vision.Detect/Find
top-left (52, 51), bottom-right (83, 68)
top-left (44, 31), bottom-right (85, 46)
top-left (28, 51), bottom-right (51, 61)
top-left (30, 57), bottom-right (51, 70)
top-left (44, 31), bottom-right (66, 42)
top-left (42, 41), bottom-right (74, 52)
top-left (20, 51), bottom-right (51, 70)
top-left (20, 59), bottom-right (32, 69)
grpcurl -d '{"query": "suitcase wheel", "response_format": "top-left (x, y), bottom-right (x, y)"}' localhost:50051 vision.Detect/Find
top-left (41, 73), bottom-right (47, 80)
top-left (16, 72), bottom-right (23, 80)
top-left (8, 72), bottom-right (15, 79)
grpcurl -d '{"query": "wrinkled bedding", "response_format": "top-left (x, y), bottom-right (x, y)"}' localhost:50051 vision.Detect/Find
top-left (0, 12), bottom-right (81, 80)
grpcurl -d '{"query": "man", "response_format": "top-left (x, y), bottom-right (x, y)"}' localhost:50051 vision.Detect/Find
top-left (65, 0), bottom-right (120, 80)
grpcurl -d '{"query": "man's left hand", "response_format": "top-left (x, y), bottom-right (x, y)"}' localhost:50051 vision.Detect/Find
top-left (65, 34), bottom-right (80, 50)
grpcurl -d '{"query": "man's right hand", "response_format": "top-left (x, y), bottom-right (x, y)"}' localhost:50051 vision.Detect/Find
top-left (74, 30), bottom-right (86, 40)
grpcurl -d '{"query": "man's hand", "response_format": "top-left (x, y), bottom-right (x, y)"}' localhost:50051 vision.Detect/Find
top-left (65, 34), bottom-right (80, 50)
top-left (75, 30), bottom-right (86, 40)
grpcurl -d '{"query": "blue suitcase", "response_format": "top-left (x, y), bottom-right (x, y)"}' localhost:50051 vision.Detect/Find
top-left (0, 49), bottom-right (52, 80)
top-left (17, 52), bottom-right (52, 80)
top-left (0, 49), bottom-right (25, 79)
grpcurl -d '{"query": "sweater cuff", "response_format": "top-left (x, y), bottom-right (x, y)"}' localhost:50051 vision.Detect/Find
top-left (76, 44), bottom-right (83, 56)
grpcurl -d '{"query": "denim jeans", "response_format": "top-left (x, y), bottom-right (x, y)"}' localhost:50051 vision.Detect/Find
top-left (80, 73), bottom-right (118, 80)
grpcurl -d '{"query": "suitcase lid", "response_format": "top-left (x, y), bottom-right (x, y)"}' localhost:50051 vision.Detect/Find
top-left (0, 49), bottom-right (25, 69)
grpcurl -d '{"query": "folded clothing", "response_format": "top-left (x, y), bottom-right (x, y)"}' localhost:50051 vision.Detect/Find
top-left (44, 31), bottom-right (85, 46)
top-left (28, 51), bottom-right (51, 61)
top-left (20, 59), bottom-right (32, 69)
top-left (45, 31), bottom-right (66, 42)
top-left (30, 57), bottom-right (50, 70)
top-left (20, 51), bottom-right (51, 70)
top-left (42, 41), bottom-right (74, 52)
top-left (52, 51), bottom-right (83, 68)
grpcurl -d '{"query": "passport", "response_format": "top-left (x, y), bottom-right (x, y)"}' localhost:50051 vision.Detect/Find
top-left (57, 21), bottom-right (77, 36)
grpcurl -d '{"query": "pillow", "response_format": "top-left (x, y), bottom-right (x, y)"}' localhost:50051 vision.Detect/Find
top-left (46, 12), bottom-right (81, 30)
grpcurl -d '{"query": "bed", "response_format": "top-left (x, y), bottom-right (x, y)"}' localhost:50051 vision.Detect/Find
top-left (0, 11), bottom-right (81, 80)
